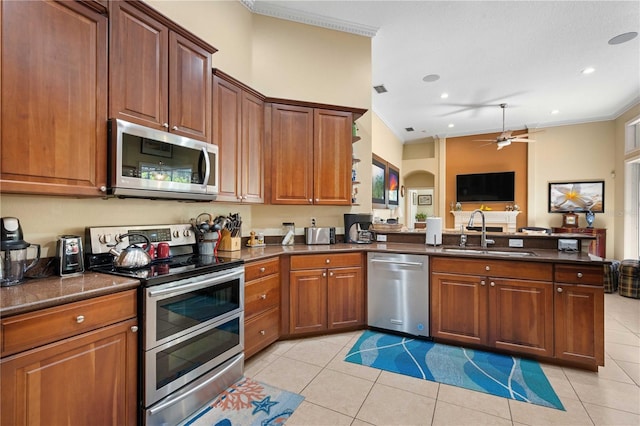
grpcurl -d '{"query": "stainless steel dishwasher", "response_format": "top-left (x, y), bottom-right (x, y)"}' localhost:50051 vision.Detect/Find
top-left (367, 252), bottom-right (429, 337)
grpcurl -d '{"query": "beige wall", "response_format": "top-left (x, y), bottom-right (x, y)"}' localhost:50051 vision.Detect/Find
top-left (528, 120), bottom-right (616, 257)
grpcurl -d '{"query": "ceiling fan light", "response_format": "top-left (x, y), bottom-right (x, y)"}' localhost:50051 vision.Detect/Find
top-left (497, 140), bottom-right (511, 150)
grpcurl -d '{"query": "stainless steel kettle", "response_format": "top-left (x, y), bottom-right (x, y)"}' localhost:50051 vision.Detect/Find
top-left (109, 233), bottom-right (153, 269)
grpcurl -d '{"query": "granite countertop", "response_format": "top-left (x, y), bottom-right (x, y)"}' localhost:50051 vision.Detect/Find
top-left (0, 273), bottom-right (140, 317)
top-left (2, 242), bottom-right (605, 318)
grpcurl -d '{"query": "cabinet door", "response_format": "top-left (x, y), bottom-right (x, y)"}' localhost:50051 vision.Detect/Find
top-left (1, 0), bottom-right (107, 196)
top-left (431, 272), bottom-right (488, 345)
top-left (313, 109), bottom-right (353, 205)
top-left (554, 284), bottom-right (604, 367)
top-left (240, 91), bottom-right (265, 203)
top-left (213, 75), bottom-right (242, 202)
top-left (169, 31), bottom-right (212, 142)
top-left (270, 104), bottom-right (314, 204)
top-left (1, 319), bottom-right (138, 426)
top-left (489, 279), bottom-right (553, 357)
top-left (289, 269), bottom-right (327, 334)
top-left (110, 1), bottom-right (168, 130)
top-left (328, 266), bottom-right (364, 329)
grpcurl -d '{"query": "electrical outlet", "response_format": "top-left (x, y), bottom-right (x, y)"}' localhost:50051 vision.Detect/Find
top-left (376, 234), bottom-right (387, 242)
top-left (509, 239), bottom-right (524, 248)
top-left (310, 217), bottom-right (316, 227)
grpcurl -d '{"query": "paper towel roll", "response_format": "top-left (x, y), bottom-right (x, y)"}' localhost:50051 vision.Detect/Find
top-left (425, 217), bottom-right (442, 246)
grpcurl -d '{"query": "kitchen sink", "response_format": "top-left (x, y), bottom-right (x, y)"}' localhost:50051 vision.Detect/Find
top-left (442, 248), bottom-right (537, 257)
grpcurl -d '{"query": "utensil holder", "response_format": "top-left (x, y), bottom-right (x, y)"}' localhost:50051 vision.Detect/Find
top-left (218, 230), bottom-right (241, 252)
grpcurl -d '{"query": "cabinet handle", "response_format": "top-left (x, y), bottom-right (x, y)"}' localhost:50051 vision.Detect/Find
top-left (260, 294), bottom-right (267, 299)
top-left (557, 287), bottom-right (563, 293)
top-left (259, 267), bottom-right (266, 273)
top-left (76, 315), bottom-right (85, 324)
top-left (315, 198), bottom-right (319, 202)
top-left (162, 122), bottom-right (169, 128)
top-left (308, 199), bottom-right (313, 203)
top-left (325, 259), bottom-right (330, 264)
top-left (329, 272), bottom-right (334, 277)
top-left (99, 185), bottom-right (107, 193)
top-left (485, 265), bottom-right (491, 271)
top-left (172, 125), bottom-right (178, 130)
top-left (480, 280), bottom-right (486, 286)
top-left (322, 272), bottom-right (327, 277)
top-left (490, 281), bottom-right (495, 287)
top-left (131, 326), bottom-right (138, 333)
top-left (577, 272), bottom-right (583, 278)
top-left (260, 330), bottom-right (266, 335)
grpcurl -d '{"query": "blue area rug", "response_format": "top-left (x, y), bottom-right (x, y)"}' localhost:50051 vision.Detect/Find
top-left (182, 377), bottom-right (304, 426)
top-left (346, 330), bottom-right (564, 410)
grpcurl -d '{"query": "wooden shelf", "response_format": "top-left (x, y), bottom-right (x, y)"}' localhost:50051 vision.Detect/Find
top-left (352, 181), bottom-right (361, 185)
top-left (352, 158), bottom-right (361, 163)
top-left (352, 136), bottom-right (361, 143)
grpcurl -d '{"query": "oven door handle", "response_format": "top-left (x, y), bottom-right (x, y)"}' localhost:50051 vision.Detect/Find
top-left (147, 269), bottom-right (242, 298)
top-left (147, 353), bottom-right (243, 416)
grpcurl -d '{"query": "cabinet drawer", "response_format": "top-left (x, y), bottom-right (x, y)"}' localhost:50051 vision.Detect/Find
top-left (245, 257), bottom-right (279, 282)
top-left (431, 257), bottom-right (552, 281)
top-left (245, 274), bottom-right (280, 318)
top-left (555, 264), bottom-right (603, 286)
top-left (291, 252), bottom-right (361, 270)
top-left (1, 290), bottom-right (137, 357)
top-left (245, 307), bottom-right (280, 358)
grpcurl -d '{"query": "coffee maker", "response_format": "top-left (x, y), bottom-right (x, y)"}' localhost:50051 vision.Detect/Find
top-left (344, 213), bottom-right (374, 244)
top-left (1, 217), bottom-right (41, 286)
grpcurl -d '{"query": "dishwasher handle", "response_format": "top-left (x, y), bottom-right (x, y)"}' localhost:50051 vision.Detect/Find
top-left (370, 258), bottom-right (423, 267)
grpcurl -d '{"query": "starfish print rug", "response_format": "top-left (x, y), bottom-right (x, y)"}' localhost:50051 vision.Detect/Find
top-left (182, 377), bottom-right (304, 426)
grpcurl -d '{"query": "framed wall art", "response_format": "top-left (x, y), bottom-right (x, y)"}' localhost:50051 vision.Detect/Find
top-left (372, 154), bottom-right (400, 208)
top-left (418, 194), bottom-right (432, 205)
top-left (548, 180), bottom-right (604, 213)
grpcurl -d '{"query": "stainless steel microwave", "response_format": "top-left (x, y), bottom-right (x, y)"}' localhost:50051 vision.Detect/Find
top-left (108, 119), bottom-right (218, 201)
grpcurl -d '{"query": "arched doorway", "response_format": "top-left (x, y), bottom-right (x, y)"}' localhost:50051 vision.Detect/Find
top-left (404, 171), bottom-right (436, 230)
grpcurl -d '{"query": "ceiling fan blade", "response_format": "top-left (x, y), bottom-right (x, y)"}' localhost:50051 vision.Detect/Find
top-left (474, 139), bottom-right (498, 142)
top-left (511, 138), bottom-right (535, 143)
top-left (478, 142), bottom-right (494, 148)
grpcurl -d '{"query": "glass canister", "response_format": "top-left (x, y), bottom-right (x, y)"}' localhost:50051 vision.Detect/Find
top-left (282, 222), bottom-right (295, 245)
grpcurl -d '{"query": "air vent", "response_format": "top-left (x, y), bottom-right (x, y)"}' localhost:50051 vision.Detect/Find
top-left (373, 85), bottom-right (388, 94)
top-left (405, 127), bottom-right (415, 132)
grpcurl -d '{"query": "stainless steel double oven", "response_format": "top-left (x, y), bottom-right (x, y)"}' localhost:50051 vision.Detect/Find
top-left (86, 224), bottom-right (245, 425)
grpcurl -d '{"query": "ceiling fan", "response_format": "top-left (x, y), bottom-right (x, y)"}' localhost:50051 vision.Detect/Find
top-left (476, 103), bottom-right (536, 150)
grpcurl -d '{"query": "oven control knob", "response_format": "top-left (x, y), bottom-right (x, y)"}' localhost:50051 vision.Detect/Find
top-left (99, 234), bottom-right (111, 244)
top-left (183, 229), bottom-right (191, 237)
top-left (173, 230), bottom-right (180, 238)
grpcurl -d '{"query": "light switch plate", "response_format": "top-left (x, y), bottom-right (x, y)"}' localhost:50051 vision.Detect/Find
top-left (508, 239), bottom-right (524, 248)
top-left (376, 234), bottom-right (387, 242)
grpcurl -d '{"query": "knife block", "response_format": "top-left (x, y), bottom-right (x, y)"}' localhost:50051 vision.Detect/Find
top-left (218, 229), bottom-right (241, 252)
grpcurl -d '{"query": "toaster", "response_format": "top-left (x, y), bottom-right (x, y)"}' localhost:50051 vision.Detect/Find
top-left (304, 227), bottom-right (336, 245)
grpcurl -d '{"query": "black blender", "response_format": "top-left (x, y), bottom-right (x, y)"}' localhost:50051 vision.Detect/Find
top-left (1, 217), bottom-right (41, 286)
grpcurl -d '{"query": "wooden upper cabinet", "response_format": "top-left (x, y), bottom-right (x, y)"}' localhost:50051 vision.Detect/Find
top-left (313, 109), bottom-right (352, 205)
top-left (213, 70), bottom-right (264, 203)
top-left (0, 0), bottom-right (108, 196)
top-left (109, 1), bottom-right (214, 142)
top-left (270, 104), bottom-right (315, 204)
top-left (270, 104), bottom-right (357, 205)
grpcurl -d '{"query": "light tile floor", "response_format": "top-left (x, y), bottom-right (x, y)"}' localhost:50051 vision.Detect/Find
top-left (244, 293), bottom-right (640, 425)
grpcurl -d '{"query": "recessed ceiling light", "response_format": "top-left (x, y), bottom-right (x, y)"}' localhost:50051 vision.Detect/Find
top-left (373, 84), bottom-right (388, 94)
top-left (422, 74), bottom-right (440, 82)
top-left (405, 127), bottom-right (415, 132)
top-left (448, 123), bottom-right (454, 128)
top-left (581, 67), bottom-right (595, 75)
top-left (440, 93), bottom-right (449, 99)
top-left (608, 32), bottom-right (638, 45)
top-left (551, 109), bottom-right (560, 114)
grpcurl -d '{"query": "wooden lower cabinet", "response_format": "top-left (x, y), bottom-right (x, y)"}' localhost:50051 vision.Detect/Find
top-left (431, 256), bottom-right (604, 368)
top-left (554, 264), bottom-right (605, 367)
top-left (289, 253), bottom-right (364, 335)
top-left (0, 290), bottom-right (138, 426)
top-left (431, 272), bottom-right (488, 346)
top-left (244, 258), bottom-right (280, 358)
top-left (431, 257), bottom-right (554, 358)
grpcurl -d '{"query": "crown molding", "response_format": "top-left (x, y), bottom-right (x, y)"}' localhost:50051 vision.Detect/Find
top-left (240, 1), bottom-right (378, 37)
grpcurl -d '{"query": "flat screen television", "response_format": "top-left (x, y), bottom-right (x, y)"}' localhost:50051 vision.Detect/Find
top-left (548, 181), bottom-right (604, 213)
top-left (456, 171), bottom-right (515, 202)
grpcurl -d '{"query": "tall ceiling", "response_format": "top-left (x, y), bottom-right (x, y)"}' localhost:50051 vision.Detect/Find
top-left (246, 0), bottom-right (640, 143)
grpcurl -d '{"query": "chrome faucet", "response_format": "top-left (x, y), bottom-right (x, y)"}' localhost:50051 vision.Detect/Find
top-left (468, 209), bottom-right (495, 249)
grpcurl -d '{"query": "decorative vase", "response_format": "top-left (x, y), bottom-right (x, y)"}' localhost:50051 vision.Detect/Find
top-left (585, 210), bottom-right (595, 228)
top-left (455, 202), bottom-right (462, 211)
